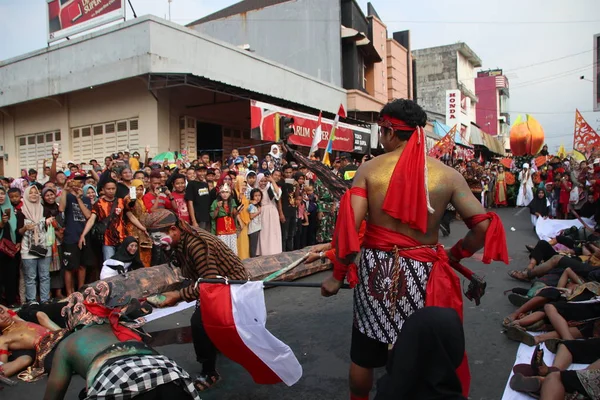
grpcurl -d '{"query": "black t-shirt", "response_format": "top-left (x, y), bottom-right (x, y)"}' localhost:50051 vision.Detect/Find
top-left (185, 181), bottom-right (211, 223)
top-left (64, 193), bottom-right (92, 245)
top-left (278, 179), bottom-right (297, 218)
top-left (116, 182), bottom-right (130, 199)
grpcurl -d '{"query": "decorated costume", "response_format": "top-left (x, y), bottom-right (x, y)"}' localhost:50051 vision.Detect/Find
top-left (330, 115), bottom-right (508, 397)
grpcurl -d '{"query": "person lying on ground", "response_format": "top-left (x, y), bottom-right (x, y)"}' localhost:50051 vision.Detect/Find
top-left (509, 250), bottom-right (600, 284)
top-left (43, 323), bottom-right (200, 400)
top-left (510, 338), bottom-right (600, 399)
top-left (0, 305), bottom-right (60, 385)
top-left (524, 236), bottom-right (595, 271)
top-left (503, 267), bottom-right (600, 328)
top-left (505, 298), bottom-right (600, 346)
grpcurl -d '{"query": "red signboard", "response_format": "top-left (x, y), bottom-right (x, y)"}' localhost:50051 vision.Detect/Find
top-left (47, 0), bottom-right (125, 43)
top-left (251, 101), bottom-right (359, 153)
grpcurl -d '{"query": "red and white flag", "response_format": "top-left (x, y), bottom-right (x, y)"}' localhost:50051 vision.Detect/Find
top-left (199, 281), bottom-right (303, 386)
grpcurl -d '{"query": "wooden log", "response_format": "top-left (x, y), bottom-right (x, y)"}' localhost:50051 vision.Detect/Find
top-left (87, 246), bottom-right (332, 302)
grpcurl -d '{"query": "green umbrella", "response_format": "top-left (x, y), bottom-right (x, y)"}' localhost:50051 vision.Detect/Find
top-left (150, 152), bottom-right (183, 164)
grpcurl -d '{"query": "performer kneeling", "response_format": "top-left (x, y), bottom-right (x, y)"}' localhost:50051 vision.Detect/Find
top-left (319, 99), bottom-right (508, 400)
top-left (144, 210), bottom-right (249, 392)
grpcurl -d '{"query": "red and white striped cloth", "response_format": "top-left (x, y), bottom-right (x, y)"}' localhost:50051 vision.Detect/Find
top-left (199, 281), bottom-right (303, 386)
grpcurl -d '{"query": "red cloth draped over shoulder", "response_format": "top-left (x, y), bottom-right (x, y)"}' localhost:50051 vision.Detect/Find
top-left (84, 302), bottom-right (141, 342)
top-left (464, 213), bottom-right (509, 264)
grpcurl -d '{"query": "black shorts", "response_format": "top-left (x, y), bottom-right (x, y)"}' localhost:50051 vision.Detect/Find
top-left (560, 370), bottom-right (588, 396)
top-left (350, 325), bottom-right (389, 368)
top-left (62, 243), bottom-right (94, 271)
top-left (561, 338), bottom-right (600, 364)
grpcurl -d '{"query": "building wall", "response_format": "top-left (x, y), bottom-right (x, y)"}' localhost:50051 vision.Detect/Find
top-left (368, 16), bottom-right (388, 104)
top-left (475, 75), bottom-right (499, 135)
top-left (457, 51), bottom-right (476, 94)
top-left (0, 79), bottom-right (160, 176)
top-left (191, 0), bottom-right (342, 87)
top-left (412, 47), bottom-right (458, 115)
top-left (386, 39), bottom-right (410, 100)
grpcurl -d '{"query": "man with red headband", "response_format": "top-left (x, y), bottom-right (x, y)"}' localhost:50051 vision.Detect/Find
top-left (320, 99), bottom-right (508, 400)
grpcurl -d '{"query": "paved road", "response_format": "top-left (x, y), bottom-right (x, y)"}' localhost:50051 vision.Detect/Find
top-left (2, 207), bottom-right (533, 399)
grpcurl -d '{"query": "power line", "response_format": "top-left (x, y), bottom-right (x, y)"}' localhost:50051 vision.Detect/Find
top-left (503, 49), bottom-right (595, 72)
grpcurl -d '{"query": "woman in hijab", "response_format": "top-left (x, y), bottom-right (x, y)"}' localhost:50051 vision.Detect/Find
top-left (374, 307), bottom-right (467, 400)
top-left (83, 184), bottom-right (98, 205)
top-left (527, 188), bottom-right (549, 228)
top-left (42, 186), bottom-right (64, 299)
top-left (256, 173), bottom-right (282, 255)
top-left (100, 236), bottom-right (144, 280)
top-left (17, 186), bottom-right (52, 304)
top-left (258, 160), bottom-right (269, 174)
top-left (234, 175), bottom-right (250, 260)
top-left (268, 144), bottom-right (282, 168)
top-left (0, 187), bottom-right (18, 307)
top-left (127, 179), bottom-right (152, 267)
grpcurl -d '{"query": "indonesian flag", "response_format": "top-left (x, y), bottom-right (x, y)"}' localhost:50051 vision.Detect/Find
top-left (199, 281), bottom-right (303, 386)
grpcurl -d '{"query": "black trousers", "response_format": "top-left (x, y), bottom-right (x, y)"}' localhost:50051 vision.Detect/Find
top-left (530, 240), bottom-right (558, 264)
top-left (306, 212), bottom-right (318, 246)
top-left (249, 232), bottom-right (260, 257)
top-left (0, 253), bottom-right (18, 305)
top-left (294, 221), bottom-right (307, 250)
top-left (190, 305), bottom-right (218, 375)
top-left (281, 216), bottom-right (296, 252)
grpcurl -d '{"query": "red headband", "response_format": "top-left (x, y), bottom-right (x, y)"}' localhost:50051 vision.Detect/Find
top-left (378, 115), bottom-right (416, 132)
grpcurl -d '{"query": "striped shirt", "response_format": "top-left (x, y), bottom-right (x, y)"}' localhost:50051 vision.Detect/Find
top-left (175, 229), bottom-right (248, 302)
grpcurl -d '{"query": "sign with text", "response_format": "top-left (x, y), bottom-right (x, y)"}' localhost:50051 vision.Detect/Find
top-left (47, 0), bottom-right (125, 43)
top-left (250, 101), bottom-right (370, 153)
top-left (353, 130), bottom-right (370, 154)
top-left (445, 90), bottom-right (461, 127)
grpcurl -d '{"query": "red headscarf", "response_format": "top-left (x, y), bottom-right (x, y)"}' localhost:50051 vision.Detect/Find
top-left (378, 115), bottom-right (434, 233)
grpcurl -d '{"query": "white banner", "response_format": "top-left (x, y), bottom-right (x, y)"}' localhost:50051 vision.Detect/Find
top-left (445, 90), bottom-right (461, 127)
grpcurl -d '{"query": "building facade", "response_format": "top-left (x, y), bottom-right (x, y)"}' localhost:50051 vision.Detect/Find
top-left (0, 16), bottom-right (368, 177)
top-left (475, 69), bottom-right (510, 145)
top-left (188, 0), bottom-right (413, 121)
top-left (412, 43), bottom-right (482, 141)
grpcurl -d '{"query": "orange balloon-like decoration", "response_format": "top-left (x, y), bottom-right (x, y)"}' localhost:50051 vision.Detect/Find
top-left (509, 115), bottom-right (545, 156)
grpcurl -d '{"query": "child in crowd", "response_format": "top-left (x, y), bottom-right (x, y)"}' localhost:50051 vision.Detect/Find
top-left (294, 194), bottom-right (309, 250)
top-left (169, 173), bottom-right (190, 223)
top-left (247, 188), bottom-right (262, 257)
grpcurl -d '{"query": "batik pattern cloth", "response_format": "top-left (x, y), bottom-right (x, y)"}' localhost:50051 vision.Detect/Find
top-left (85, 354), bottom-right (200, 399)
top-left (354, 248), bottom-right (432, 344)
top-left (575, 369), bottom-right (600, 399)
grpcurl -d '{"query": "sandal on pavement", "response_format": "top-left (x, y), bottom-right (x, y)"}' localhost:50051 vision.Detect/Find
top-left (193, 372), bottom-right (221, 392)
top-left (506, 326), bottom-right (537, 346)
top-left (508, 293), bottom-right (529, 307)
top-left (508, 270), bottom-right (531, 282)
top-left (510, 373), bottom-right (541, 396)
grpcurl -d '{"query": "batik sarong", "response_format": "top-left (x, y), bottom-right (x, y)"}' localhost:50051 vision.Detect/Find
top-left (354, 248), bottom-right (432, 344)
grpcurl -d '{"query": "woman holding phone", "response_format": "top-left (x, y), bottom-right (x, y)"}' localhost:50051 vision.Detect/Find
top-left (0, 187), bottom-right (19, 307)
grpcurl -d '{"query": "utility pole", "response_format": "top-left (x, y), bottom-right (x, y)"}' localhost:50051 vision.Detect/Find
top-left (168, 0), bottom-right (172, 21)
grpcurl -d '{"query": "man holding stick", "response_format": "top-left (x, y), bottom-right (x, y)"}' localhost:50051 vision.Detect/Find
top-left (144, 210), bottom-right (248, 392)
top-left (318, 99), bottom-right (508, 400)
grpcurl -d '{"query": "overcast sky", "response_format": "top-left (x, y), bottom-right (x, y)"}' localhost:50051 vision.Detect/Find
top-left (1, 0), bottom-right (599, 151)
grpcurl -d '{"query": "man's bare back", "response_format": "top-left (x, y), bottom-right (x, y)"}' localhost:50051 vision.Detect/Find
top-left (354, 149), bottom-right (486, 244)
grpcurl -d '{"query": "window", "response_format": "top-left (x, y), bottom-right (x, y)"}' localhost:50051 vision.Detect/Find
top-left (71, 118), bottom-right (139, 164)
top-left (18, 130), bottom-right (61, 170)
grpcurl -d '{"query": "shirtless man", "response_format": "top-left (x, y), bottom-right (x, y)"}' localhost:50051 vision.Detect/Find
top-left (320, 99), bottom-right (507, 399)
top-left (44, 323), bottom-right (199, 400)
top-left (0, 305), bottom-right (58, 385)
